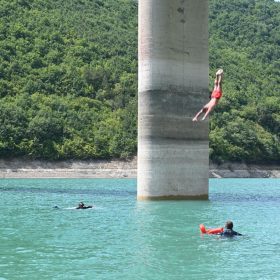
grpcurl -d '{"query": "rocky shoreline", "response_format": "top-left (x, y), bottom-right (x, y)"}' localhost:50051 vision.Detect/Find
top-left (0, 158), bottom-right (279, 178)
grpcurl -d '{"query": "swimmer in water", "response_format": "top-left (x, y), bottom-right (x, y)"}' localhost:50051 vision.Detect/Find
top-left (76, 202), bottom-right (93, 209)
top-left (219, 221), bottom-right (242, 237)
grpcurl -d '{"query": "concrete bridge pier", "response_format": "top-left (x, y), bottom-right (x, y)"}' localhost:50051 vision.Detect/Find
top-left (137, 0), bottom-right (209, 200)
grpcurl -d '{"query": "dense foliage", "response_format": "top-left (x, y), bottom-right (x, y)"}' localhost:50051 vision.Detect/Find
top-left (0, 0), bottom-right (137, 159)
top-left (0, 0), bottom-right (279, 163)
top-left (209, 0), bottom-right (280, 163)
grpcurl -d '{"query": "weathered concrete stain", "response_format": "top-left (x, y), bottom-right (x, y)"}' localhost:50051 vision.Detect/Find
top-left (138, 0), bottom-right (209, 200)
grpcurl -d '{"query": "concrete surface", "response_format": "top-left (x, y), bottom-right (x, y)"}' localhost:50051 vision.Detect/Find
top-left (138, 0), bottom-right (209, 199)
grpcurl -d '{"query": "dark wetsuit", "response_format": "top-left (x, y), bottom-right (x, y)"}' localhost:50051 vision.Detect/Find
top-left (76, 205), bottom-right (93, 209)
top-left (220, 229), bottom-right (242, 237)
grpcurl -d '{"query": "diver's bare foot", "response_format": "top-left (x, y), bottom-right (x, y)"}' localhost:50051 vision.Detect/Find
top-left (201, 116), bottom-right (206, 121)
top-left (192, 117), bottom-right (198, 122)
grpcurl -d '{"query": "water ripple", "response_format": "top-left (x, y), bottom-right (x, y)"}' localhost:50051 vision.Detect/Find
top-left (0, 186), bottom-right (136, 197)
top-left (0, 178), bottom-right (280, 280)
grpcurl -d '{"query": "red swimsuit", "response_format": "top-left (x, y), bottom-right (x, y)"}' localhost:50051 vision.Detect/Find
top-left (211, 89), bottom-right (222, 99)
top-left (211, 79), bottom-right (223, 99)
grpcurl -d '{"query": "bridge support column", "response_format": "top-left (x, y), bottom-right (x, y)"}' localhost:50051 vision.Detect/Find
top-left (137, 0), bottom-right (209, 200)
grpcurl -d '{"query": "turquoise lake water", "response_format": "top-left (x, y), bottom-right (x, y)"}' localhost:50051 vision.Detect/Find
top-left (1, 178), bottom-right (280, 280)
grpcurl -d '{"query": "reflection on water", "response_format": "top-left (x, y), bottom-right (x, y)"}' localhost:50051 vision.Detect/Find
top-left (0, 186), bottom-right (136, 197)
top-left (0, 178), bottom-right (280, 280)
top-left (210, 192), bottom-right (280, 202)
top-left (0, 178), bottom-right (136, 197)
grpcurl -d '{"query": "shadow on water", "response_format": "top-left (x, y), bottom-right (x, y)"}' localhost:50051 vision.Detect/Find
top-left (208, 178), bottom-right (280, 204)
top-left (2, 186), bottom-right (280, 202)
top-left (1, 178), bottom-right (279, 202)
top-left (209, 192), bottom-right (280, 203)
top-left (0, 186), bottom-right (136, 197)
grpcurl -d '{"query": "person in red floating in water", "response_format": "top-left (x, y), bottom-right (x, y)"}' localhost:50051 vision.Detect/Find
top-left (192, 69), bottom-right (224, 121)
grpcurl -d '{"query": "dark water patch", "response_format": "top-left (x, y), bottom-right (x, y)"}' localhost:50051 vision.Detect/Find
top-left (210, 192), bottom-right (280, 203)
top-left (0, 186), bottom-right (136, 197)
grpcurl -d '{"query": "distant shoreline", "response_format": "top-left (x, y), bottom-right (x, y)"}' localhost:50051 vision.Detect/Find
top-left (0, 158), bottom-right (279, 179)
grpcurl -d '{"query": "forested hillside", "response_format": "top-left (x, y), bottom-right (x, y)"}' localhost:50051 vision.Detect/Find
top-left (209, 0), bottom-right (280, 162)
top-left (0, 0), bottom-right (138, 159)
top-left (0, 0), bottom-right (279, 163)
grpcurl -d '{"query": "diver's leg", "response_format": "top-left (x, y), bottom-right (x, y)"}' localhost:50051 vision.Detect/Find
top-left (192, 108), bottom-right (205, 121)
top-left (201, 103), bottom-right (215, 120)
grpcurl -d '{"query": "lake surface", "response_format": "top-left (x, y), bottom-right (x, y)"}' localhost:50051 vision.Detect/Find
top-left (0, 178), bottom-right (280, 280)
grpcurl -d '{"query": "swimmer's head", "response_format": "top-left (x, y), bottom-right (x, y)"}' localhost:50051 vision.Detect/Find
top-left (225, 221), bottom-right (233, 230)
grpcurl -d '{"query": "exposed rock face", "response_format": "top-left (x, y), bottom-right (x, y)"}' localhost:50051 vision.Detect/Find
top-left (0, 158), bottom-right (137, 178)
top-left (0, 158), bottom-right (279, 178)
top-left (209, 162), bottom-right (280, 178)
